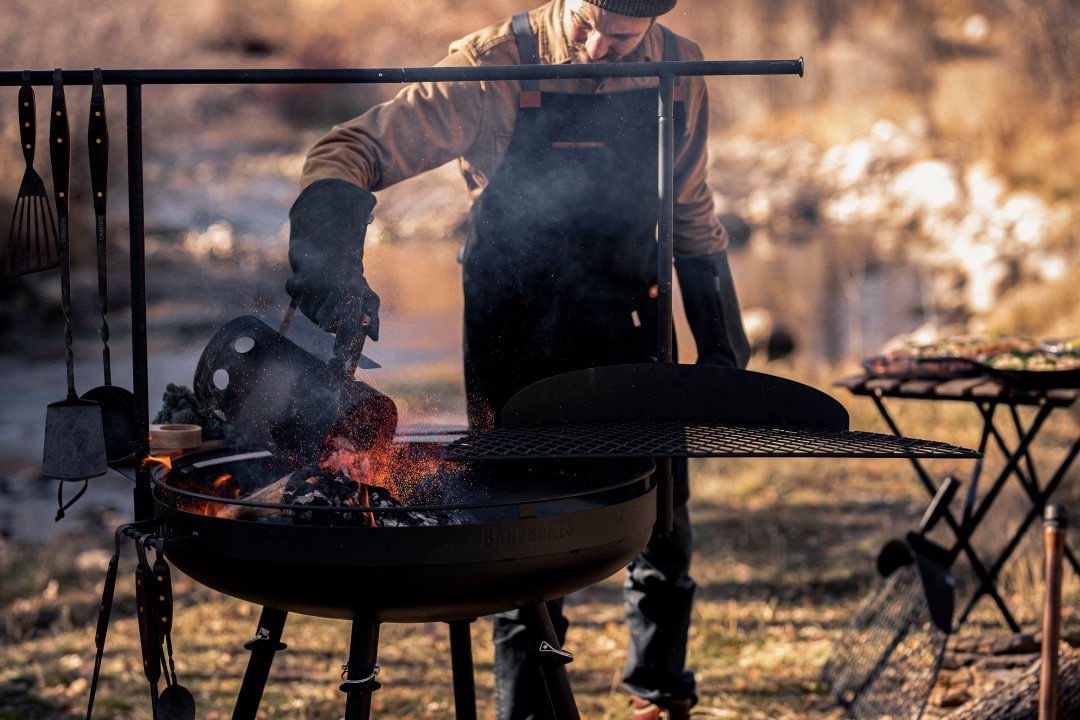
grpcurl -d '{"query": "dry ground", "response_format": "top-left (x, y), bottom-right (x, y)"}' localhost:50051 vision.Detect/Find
top-left (2, 392), bottom-right (1077, 719)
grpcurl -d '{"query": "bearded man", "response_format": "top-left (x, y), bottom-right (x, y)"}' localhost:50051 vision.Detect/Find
top-left (287, 1), bottom-right (750, 717)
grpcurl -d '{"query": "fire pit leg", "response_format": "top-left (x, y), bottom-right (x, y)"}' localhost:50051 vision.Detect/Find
top-left (521, 603), bottom-right (581, 720)
top-left (341, 621), bottom-right (382, 720)
top-left (448, 620), bottom-right (478, 720)
top-left (232, 607), bottom-right (288, 720)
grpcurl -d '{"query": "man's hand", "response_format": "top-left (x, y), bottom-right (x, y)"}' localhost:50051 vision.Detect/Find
top-left (675, 251), bottom-right (751, 369)
top-left (286, 179), bottom-right (381, 341)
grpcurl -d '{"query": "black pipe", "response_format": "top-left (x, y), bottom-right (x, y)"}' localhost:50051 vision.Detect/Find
top-left (657, 74), bottom-right (675, 364)
top-left (656, 458), bottom-right (674, 536)
top-left (126, 81), bottom-right (152, 522)
top-left (0, 59), bottom-right (803, 87)
top-left (448, 620), bottom-right (478, 720)
top-left (232, 607), bottom-right (289, 720)
top-left (342, 622), bottom-right (382, 720)
top-left (520, 603), bottom-right (580, 720)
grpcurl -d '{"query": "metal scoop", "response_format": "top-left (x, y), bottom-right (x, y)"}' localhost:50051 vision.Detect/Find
top-left (41, 69), bottom-right (107, 484)
top-left (5, 70), bottom-right (59, 276)
top-left (79, 69), bottom-right (136, 462)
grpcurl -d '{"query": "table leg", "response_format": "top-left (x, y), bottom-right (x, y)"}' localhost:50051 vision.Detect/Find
top-left (870, 394), bottom-right (1020, 631)
top-left (1001, 406), bottom-right (1080, 577)
top-left (954, 416), bottom-right (1080, 627)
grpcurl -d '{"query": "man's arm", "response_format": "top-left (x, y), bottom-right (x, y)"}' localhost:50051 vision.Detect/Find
top-left (671, 51), bottom-right (751, 369)
top-left (288, 51), bottom-right (486, 340)
top-left (300, 51), bottom-right (486, 192)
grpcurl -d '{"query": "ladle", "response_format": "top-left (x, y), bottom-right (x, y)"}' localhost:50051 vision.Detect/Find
top-left (79, 68), bottom-right (136, 462)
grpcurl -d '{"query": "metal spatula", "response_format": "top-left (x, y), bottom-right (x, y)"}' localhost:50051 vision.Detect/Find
top-left (5, 70), bottom-right (59, 276)
top-left (41, 69), bottom-right (107, 483)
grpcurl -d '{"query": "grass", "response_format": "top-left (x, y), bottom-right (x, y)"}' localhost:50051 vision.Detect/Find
top-left (2, 387), bottom-right (1077, 719)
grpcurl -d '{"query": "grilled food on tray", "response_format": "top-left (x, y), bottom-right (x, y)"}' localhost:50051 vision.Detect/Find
top-left (880, 334), bottom-right (1039, 359)
top-left (864, 335), bottom-right (1039, 378)
top-left (982, 350), bottom-right (1080, 372)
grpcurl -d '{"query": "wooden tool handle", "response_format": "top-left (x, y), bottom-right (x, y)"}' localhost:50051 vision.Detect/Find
top-left (17, 74), bottom-right (35, 166)
top-left (1040, 504), bottom-right (1069, 720)
top-left (135, 543), bottom-right (161, 687)
top-left (49, 69), bottom-right (69, 215)
top-left (88, 68), bottom-right (108, 216)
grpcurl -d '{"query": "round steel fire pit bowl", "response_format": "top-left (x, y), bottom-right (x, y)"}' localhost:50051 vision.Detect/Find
top-left (151, 444), bottom-right (656, 623)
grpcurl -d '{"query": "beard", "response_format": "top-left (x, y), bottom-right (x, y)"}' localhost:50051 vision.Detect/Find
top-left (568, 43), bottom-right (622, 64)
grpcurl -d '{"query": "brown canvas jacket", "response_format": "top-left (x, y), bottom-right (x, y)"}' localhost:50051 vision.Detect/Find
top-left (300, 0), bottom-right (728, 255)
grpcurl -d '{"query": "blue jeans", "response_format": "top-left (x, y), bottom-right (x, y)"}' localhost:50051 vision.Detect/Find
top-left (493, 464), bottom-right (696, 719)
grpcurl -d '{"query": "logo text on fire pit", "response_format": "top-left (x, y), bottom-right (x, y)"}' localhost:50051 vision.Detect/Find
top-left (483, 519), bottom-right (574, 547)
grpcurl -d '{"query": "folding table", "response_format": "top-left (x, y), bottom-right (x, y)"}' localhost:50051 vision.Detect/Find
top-left (835, 372), bottom-right (1080, 631)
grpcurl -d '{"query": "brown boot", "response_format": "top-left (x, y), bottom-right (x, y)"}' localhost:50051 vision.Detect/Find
top-left (630, 696), bottom-right (693, 720)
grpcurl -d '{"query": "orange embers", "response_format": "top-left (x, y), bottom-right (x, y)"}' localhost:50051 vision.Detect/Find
top-left (320, 437), bottom-right (443, 505)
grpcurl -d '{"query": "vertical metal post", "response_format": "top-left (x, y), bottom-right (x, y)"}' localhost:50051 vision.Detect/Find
top-left (233, 607), bottom-right (289, 720)
top-left (656, 74), bottom-right (675, 364)
top-left (126, 81), bottom-right (152, 520)
top-left (520, 603), bottom-right (580, 720)
top-left (342, 622), bottom-right (381, 720)
top-left (655, 74), bottom-right (677, 535)
top-left (448, 620), bottom-right (478, 720)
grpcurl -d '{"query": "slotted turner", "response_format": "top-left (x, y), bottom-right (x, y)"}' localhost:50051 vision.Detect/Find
top-left (5, 70), bottom-right (59, 276)
top-left (41, 68), bottom-right (107, 487)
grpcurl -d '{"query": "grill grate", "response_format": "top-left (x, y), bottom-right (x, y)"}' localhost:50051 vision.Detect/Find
top-left (443, 421), bottom-right (980, 460)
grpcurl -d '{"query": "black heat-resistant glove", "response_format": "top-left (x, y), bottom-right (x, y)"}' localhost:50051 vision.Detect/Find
top-left (286, 178), bottom-right (381, 342)
top-left (675, 250), bottom-right (751, 369)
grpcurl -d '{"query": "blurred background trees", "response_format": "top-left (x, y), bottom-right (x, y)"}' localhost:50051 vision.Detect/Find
top-left (1, 0), bottom-right (1078, 361)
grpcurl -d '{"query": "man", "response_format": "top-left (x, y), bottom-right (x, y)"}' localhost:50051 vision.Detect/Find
top-left (286, 1), bottom-right (750, 717)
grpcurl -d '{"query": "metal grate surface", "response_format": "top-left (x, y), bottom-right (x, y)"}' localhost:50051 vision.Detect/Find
top-left (443, 421), bottom-right (980, 461)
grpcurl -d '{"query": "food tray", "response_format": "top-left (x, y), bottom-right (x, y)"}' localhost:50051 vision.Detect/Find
top-left (861, 356), bottom-right (984, 380)
top-left (980, 350), bottom-right (1080, 390)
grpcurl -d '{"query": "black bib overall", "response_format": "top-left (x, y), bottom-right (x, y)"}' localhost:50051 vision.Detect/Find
top-left (461, 17), bottom-right (686, 429)
top-left (476, 16), bottom-right (699, 719)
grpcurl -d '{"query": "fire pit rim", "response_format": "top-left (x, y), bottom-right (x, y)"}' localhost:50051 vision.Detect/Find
top-left (149, 445), bottom-right (657, 517)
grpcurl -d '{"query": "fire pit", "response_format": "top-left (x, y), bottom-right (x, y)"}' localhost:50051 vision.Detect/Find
top-left (150, 442), bottom-right (657, 623)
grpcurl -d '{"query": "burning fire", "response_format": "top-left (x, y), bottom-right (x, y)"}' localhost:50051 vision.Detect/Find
top-left (152, 434), bottom-right (450, 524)
top-left (319, 435), bottom-right (443, 504)
top-left (145, 454), bottom-right (174, 470)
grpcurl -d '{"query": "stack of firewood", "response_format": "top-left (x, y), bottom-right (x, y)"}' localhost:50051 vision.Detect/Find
top-left (924, 632), bottom-right (1080, 719)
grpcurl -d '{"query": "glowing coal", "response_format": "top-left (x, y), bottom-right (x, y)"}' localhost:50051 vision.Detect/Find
top-left (153, 436), bottom-right (463, 527)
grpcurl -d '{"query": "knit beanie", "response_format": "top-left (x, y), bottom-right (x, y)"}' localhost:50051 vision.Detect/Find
top-left (582, 0), bottom-right (677, 17)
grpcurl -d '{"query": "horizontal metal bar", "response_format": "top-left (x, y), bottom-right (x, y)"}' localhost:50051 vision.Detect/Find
top-left (0, 58), bottom-right (803, 86)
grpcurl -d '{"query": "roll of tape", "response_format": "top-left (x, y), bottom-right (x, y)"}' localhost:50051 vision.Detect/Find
top-left (149, 423), bottom-right (203, 453)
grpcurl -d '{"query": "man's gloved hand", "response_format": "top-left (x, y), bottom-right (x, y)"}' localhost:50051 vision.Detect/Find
top-left (675, 251), bottom-right (751, 369)
top-left (286, 178), bottom-right (381, 341)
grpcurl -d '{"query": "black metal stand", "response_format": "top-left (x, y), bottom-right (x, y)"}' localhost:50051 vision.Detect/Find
top-left (837, 374), bottom-right (1080, 632)
top-left (449, 620), bottom-right (478, 720)
top-left (341, 622), bottom-right (382, 720)
top-left (521, 602), bottom-right (580, 720)
top-left (233, 607), bottom-right (288, 720)
top-left (231, 609), bottom-right (577, 718)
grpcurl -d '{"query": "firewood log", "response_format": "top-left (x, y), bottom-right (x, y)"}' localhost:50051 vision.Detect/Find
top-left (947, 644), bottom-right (1080, 719)
top-left (215, 475), bottom-right (290, 520)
